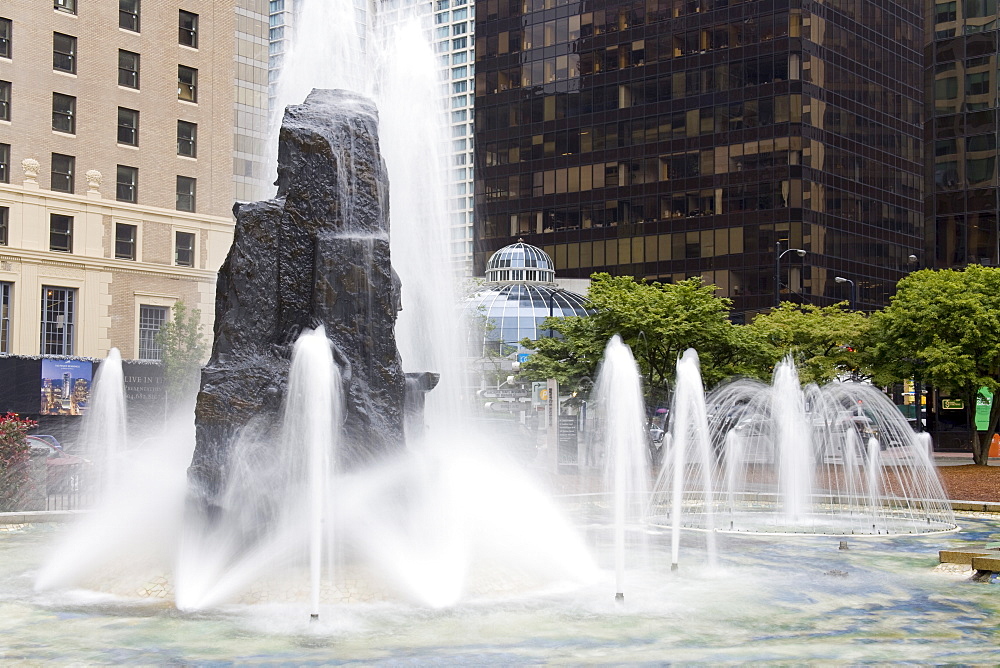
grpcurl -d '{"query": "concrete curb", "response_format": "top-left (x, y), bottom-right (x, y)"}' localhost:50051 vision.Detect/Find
top-left (0, 510), bottom-right (88, 525)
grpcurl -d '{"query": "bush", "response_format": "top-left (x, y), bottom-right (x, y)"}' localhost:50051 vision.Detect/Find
top-left (0, 413), bottom-right (38, 511)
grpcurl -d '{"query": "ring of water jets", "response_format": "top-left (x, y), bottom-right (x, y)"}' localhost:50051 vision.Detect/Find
top-left (644, 353), bottom-right (958, 537)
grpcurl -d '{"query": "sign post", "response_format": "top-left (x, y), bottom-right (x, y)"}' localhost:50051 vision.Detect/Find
top-left (546, 378), bottom-right (559, 472)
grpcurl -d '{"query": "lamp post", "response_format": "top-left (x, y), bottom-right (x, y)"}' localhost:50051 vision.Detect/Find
top-left (774, 241), bottom-right (807, 307)
top-left (905, 255), bottom-right (923, 431)
top-left (834, 276), bottom-right (856, 310)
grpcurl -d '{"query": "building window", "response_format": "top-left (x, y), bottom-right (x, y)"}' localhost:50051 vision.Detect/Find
top-left (175, 231), bottom-right (195, 266)
top-left (120, 0), bottom-right (140, 32)
top-left (50, 154), bottom-right (74, 193)
top-left (178, 65), bottom-right (197, 101)
top-left (0, 18), bottom-right (11, 59)
top-left (40, 287), bottom-right (75, 356)
top-left (52, 93), bottom-right (75, 133)
top-left (176, 176), bottom-right (196, 212)
top-left (118, 107), bottom-right (138, 146)
top-left (116, 165), bottom-right (137, 203)
top-left (53, 33), bottom-right (76, 73)
top-left (138, 304), bottom-right (167, 360)
top-left (0, 80), bottom-right (9, 121)
top-left (179, 10), bottom-right (199, 48)
top-left (115, 222), bottom-right (136, 260)
top-left (119, 50), bottom-right (140, 89)
top-left (0, 281), bottom-right (10, 354)
top-left (0, 143), bottom-right (8, 183)
top-left (0, 206), bottom-right (7, 244)
top-left (177, 120), bottom-right (197, 157)
top-left (54, 0), bottom-right (76, 15)
top-left (48, 214), bottom-right (73, 254)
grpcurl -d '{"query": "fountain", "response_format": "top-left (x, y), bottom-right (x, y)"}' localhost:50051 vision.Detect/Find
top-left (78, 347), bottom-right (127, 494)
top-left (1, 2), bottom-right (997, 661)
top-left (592, 336), bottom-right (650, 600)
top-left (649, 354), bottom-right (956, 536)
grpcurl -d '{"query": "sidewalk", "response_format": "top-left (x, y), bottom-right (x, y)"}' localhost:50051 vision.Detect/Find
top-left (934, 451), bottom-right (1000, 467)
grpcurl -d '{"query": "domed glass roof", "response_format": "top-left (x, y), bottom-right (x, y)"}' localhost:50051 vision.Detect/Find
top-left (468, 284), bottom-right (591, 353)
top-left (486, 241), bottom-right (555, 284)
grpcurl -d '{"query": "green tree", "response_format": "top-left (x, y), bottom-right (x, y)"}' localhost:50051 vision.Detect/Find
top-left (156, 301), bottom-right (208, 407)
top-left (518, 274), bottom-right (756, 396)
top-left (746, 302), bottom-right (870, 384)
top-left (0, 413), bottom-right (37, 511)
top-left (868, 265), bottom-right (1000, 465)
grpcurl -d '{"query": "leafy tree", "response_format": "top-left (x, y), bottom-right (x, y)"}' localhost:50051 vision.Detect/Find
top-left (0, 413), bottom-right (37, 511)
top-left (746, 302), bottom-right (870, 384)
top-left (518, 274), bottom-right (756, 397)
top-left (868, 265), bottom-right (1000, 464)
top-left (156, 301), bottom-right (208, 407)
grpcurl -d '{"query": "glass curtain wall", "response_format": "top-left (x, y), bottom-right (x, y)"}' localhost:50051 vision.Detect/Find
top-left (474, 0), bottom-right (924, 316)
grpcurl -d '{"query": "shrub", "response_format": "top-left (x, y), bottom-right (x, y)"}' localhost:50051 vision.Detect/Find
top-left (0, 413), bottom-right (38, 511)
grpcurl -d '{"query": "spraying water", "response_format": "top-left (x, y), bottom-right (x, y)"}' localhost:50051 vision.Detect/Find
top-left (281, 327), bottom-right (342, 619)
top-left (650, 357), bottom-right (955, 536)
top-left (79, 348), bottom-right (127, 495)
top-left (593, 336), bottom-right (649, 600)
top-left (651, 349), bottom-right (717, 569)
top-left (376, 20), bottom-right (468, 427)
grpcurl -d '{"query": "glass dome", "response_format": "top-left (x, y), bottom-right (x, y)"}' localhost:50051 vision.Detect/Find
top-left (485, 240), bottom-right (555, 284)
top-left (469, 241), bottom-right (590, 355)
top-left (469, 284), bottom-right (591, 354)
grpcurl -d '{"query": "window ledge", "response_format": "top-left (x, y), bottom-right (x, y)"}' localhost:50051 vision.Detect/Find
top-left (117, 143), bottom-right (139, 150)
top-left (51, 130), bottom-right (75, 138)
top-left (117, 85), bottom-right (140, 93)
top-left (53, 70), bottom-right (77, 78)
top-left (178, 155), bottom-right (197, 161)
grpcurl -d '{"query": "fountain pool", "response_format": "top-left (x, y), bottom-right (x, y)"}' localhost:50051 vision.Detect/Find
top-left (2, 511), bottom-right (1000, 663)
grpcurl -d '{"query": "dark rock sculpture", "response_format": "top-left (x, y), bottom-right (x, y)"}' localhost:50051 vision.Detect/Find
top-left (189, 89), bottom-right (407, 508)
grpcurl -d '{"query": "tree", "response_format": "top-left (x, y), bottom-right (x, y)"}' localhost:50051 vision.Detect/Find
top-left (745, 302), bottom-right (870, 384)
top-left (868, 265), bottom-right (1000, 465)
top-left (156, 301), bottom-right (208, 408)
top-left (0, 413), bottom-right (37, 511)
top-left (518, 274), bottom-right (757, 397)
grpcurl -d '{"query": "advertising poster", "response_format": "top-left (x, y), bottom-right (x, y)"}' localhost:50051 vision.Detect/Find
top-left (40, 359), bottom-right (93, 416)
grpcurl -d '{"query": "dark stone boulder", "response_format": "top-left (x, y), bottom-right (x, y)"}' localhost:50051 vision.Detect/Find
top-left (189, 89), bottom-right (406, 507)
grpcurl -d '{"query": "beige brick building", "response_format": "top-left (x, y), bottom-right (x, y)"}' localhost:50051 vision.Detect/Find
top-left (0, 0), bottom-right (268, 360)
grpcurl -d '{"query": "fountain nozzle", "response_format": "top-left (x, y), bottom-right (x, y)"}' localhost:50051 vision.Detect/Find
top-left (671, 563), bottom-right (679, 571)
top-left (310, 614), bottom-right (319, 622)
top-left (615, 592), bottom-right (624, 603)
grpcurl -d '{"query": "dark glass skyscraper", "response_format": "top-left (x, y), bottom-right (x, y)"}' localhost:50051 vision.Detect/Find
top-left (474, 0), bottom-right (924, 317)
top-left (926, 0), bottom-right (999, 269)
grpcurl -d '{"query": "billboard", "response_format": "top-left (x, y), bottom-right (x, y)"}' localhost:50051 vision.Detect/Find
top-left (40, 359), bottom-right (93, 416)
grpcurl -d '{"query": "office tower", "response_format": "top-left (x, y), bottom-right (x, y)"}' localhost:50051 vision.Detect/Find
top-left (474, 0), bottom-right (924, 317)
top-left (926, 0), bottom-right (999, 269)
top-left (433, 0), bottom-right (478, 277)
top-left (0, 1), bottom-right (268, 359)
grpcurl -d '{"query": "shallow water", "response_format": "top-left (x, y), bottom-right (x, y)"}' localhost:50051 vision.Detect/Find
top-left (2, 515), bottom-right (999, 664)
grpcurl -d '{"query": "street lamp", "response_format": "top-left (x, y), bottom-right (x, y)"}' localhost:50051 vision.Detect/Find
top-left (834, 276), bottom-right (856, 310)
top-left (774, 241), bottom-right (807, 307)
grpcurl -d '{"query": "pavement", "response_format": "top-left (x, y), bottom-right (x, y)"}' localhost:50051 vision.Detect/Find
top-left (934, 451), bottom-right (1000, 467)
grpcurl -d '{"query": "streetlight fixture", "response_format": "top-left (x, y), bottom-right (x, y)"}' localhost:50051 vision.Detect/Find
top-left (834, 276), bottom-right (856, 310)
top-left (774, 241), bottom-right (807, 307)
